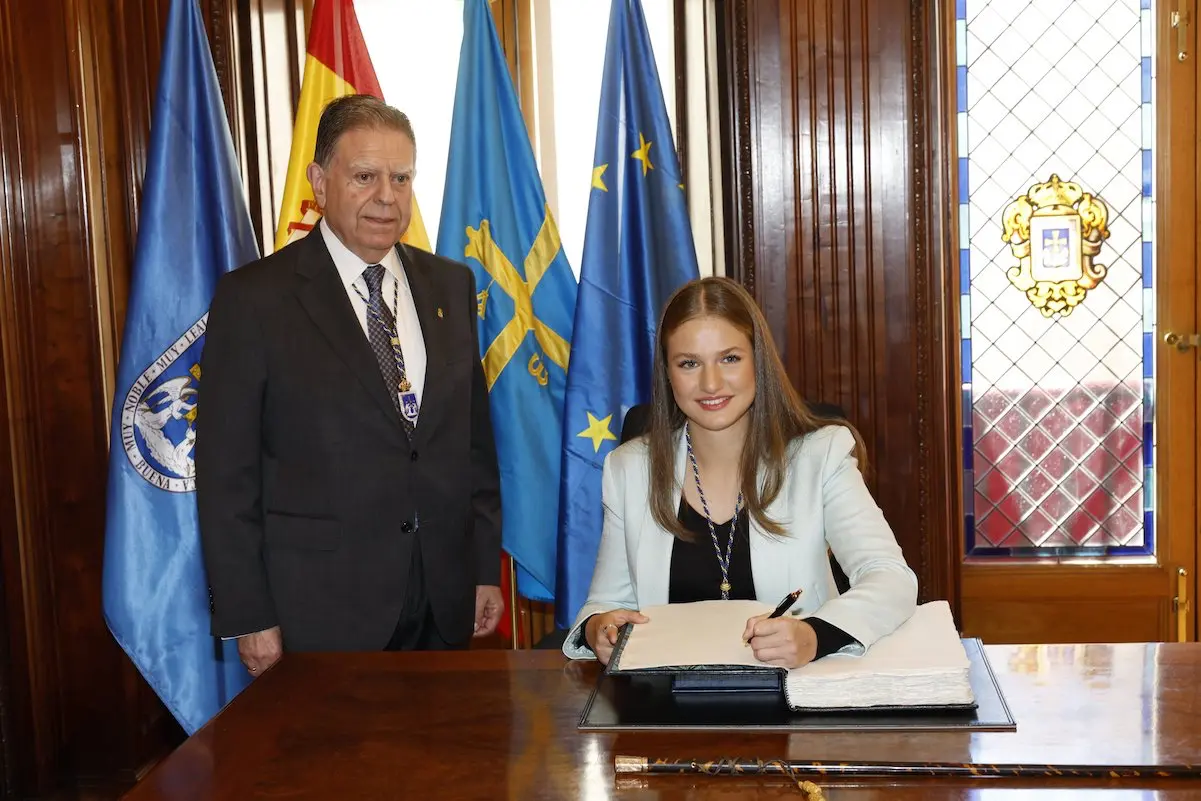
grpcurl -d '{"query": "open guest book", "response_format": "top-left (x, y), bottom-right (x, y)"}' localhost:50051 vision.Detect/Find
top-left (605, 599), bottom-right (976, 710)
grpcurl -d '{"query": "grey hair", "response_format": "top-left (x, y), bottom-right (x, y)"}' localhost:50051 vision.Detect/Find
top-left (313, 94), bottom-right (416, 167)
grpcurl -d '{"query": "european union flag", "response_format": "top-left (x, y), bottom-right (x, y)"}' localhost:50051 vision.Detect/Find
top-left (102, 0), bottom-right (260, 734)
top-left (437, 0), bottom-right (577, 602)
top-left (556, 0), bottom-right (700, 627)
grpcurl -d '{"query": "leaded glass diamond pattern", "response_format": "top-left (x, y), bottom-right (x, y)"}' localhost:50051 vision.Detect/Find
top-left (959, 0), bottom-right (1155, 554)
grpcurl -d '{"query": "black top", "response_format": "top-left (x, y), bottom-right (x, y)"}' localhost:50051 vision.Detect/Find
top-left (669, 499), bottom-right (857, 660)
top-left (669, 500), bottom-right (755, 602)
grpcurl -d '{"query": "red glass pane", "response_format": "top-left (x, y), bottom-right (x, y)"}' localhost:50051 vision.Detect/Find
top-left (1018, 426), bottom-right (1056, 461)
top-left (976, 509), bottom-right (1015, 547)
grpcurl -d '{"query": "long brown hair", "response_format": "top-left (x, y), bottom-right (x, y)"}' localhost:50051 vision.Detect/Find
top-left (646, 277), bottom-right (869, 540)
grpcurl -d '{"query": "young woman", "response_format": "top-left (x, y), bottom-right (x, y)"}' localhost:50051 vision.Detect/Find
top-left (562, 277), bottom-right (917, 668)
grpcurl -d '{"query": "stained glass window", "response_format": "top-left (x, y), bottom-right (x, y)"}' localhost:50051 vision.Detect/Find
top-left (957, 0), bottom-right (1156, 556)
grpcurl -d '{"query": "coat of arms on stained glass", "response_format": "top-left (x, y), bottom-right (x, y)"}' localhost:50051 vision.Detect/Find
top-left (1000, 174), bottom-right (1111, 319)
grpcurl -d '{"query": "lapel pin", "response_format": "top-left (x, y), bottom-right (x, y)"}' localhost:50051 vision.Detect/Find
top-left (437, 307), bottom-right (444, 318)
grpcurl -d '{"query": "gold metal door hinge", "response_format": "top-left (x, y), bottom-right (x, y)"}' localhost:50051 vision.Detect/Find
top-left (1173, 5), bottom-right (1191, 62)
top-left (1173, 567), bottom-right (1190, 642)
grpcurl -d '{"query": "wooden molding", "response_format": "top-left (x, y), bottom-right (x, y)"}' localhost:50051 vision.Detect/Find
top-left (673, 0), bottom-right (689, 202)
top-left (908, 0), bottom-right (960, 609)
top-left (0, 0), bottom-right (78, 790)
top-left (717, 0), bottom-right (756, 293)
top-left (205, 0), bottom-right (237, 125)
top-left (910, 0), bottom-right (933, 597)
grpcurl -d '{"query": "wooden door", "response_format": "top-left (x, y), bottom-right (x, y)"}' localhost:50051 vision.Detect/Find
top-left (955, 0), bottom-right (1198, 644)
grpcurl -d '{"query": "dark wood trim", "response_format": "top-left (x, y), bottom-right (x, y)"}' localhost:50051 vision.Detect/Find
top-left (673, 0), bottom-right (688, 205)
top-left (908, 0), bottom-right (961, 612)
top-left (0, 6), bottom-right (27, 797)
top-left (0, 610), bottom-right (12, 800)
top-left (204, 0), bottom-right (239, 134)
top-left (716, 0), bottom-right (755, 293)
top-left (935, 0), bottom-right (963, 609)
top-left (234, 0), bottom-right (264, 255)
top-left (285, 0), bottom-right (305, 109)
top-left (908, 0), bottom-right (933, 601)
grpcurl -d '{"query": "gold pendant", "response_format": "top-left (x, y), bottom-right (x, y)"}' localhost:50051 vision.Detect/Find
top-left (398, 378), bottom-right (411, 392)
top-left (720, 581), bottom-right (731, 593)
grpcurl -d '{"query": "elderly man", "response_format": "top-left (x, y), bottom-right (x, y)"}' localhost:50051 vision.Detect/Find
top-left (198, 94), bottom-right (503, 674)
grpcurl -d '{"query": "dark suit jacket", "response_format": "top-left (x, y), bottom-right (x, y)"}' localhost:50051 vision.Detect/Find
top-left (196, 228), bottom-right (501, 651)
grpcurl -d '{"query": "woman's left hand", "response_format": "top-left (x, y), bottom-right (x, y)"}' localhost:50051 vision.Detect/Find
top-left (743, 615), bottom-right (819, 668)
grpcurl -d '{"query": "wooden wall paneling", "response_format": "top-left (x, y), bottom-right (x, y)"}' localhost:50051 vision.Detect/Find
top-left (716, 0), bottom-right (959, 608)
top-left (0, 559), bottom-right (12, 799)
top-left (0, 0), bottom-right (259, 794)
top-left (0, 0), bottom-right (100, 788)
top-left (0, 8), bottom-right (31, 794)
top-left (0, 3), bottom-right (38, 797)
top-left (0, 0), bottom-right (108, 789)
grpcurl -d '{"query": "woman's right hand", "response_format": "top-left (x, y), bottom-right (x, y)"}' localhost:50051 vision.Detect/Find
top-left (585, 609), bottom-right (650, 665)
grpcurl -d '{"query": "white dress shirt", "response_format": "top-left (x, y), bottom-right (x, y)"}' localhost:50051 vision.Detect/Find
top-left (320, 219), bottom-right (427, 407)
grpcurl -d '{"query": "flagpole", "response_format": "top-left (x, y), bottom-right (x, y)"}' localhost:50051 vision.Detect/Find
top-left (508, 556), bottom-right (520, 649)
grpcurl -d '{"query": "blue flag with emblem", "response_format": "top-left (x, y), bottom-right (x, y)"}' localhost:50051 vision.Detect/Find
top-left (102, 0), bottom-right (260, 734)
top-left (437, 0), bottom-right (577, 603)
top-left (556, 0), bottom-right (701, 628)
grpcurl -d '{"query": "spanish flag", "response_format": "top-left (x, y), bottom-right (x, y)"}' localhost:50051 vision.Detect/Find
top-left (274, 0), bottom-right (430, 253)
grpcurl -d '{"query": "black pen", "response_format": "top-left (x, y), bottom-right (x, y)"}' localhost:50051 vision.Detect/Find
top-left (744, 588), bottom-right (803, 645)
top-left (767, 588), bottom-right (803, 619)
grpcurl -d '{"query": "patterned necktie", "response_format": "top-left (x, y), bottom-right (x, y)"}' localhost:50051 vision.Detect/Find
top-left (362, 264), bottom-right (414, 437)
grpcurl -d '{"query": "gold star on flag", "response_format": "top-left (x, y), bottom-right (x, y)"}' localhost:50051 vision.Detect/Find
top-left (592, 164), bottom-right (609, 192)
top-left (577, 411), bottom-right (618, 453)
top-left (631, 133), bottom-right (654, 176)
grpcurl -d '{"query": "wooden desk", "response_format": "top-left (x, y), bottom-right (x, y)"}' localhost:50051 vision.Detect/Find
top-left (124, 643), bottom-right (1201, 800)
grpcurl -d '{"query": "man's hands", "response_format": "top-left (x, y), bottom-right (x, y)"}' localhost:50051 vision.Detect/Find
top-left (743, 615), bottom-right (818, 669)
top-left (474, 585), bottom-right (503, 638)
top-left (584, 609), bottom-right (650, 665)
top-left (238, 626), bottom-right (283, 676)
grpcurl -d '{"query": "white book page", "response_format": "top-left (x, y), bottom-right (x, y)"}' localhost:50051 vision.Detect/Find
top-left (613, 600), bottom-right (776, 671)
top-left (787, 601), bottom-right (969, 679)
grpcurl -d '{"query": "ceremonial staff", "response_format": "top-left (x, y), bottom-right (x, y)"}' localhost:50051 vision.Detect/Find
top-left (616, 755), bottom-right (1201, 790)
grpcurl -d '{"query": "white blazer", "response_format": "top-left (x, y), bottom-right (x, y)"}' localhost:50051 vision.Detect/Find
top-left (563, 425), bottom-right (918, 659)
